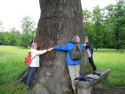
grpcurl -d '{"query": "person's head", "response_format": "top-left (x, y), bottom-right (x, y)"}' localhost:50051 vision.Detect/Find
top-left (85, 36), bottom-right (88, 41)
top-left (72, 36), bottom-right (80, 43)
top-left (31, 43), bottom-right (37, 50)
top-left (33, 33), bottom-right (36, 39)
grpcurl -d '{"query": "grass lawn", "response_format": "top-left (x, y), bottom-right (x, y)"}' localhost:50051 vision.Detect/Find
top-left (94, 49), bottom-right (125, 90)
top-left (0, 46), bottom-right (125, 94)
top-left (0, 46), bottom-right (30, 94)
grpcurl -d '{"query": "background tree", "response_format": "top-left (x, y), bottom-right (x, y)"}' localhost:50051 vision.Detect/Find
top-left (20, 16), bottom-right (35, 48)
top-left (105, 0), bottom-right (125, 49)
top-left (0, 21), bottom-right (5, 45)
top-left (0, 21), bottom-right (9, 45)
top-left (83, 9), bottom-right (94, 44)
top-left (92, 6), bottom-right (103, 50)
top-left (2, 32), bottom-right (10, 45)
top-left (8, 28), bottom-right (20, 46)
top-left (82, 0), bottom-right (125, 49)
top-left (0, 32), bottom-right (5, 45)
top-left (0, 21), bottom-right (4, 32)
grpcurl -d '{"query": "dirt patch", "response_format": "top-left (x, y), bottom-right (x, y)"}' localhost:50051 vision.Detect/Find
top-left (106, 87), bottom-right (125, 94)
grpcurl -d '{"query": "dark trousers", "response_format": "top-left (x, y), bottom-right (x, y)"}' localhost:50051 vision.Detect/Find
top-left (89, 57), bottom-right (96, 71)
top-left (21, 67), bottom-right (38, 86)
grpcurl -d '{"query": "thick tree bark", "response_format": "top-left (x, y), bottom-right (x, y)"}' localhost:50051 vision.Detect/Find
top-left (30, 0), bottom-right (92, 94)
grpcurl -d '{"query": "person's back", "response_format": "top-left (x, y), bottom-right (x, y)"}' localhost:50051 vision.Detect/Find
top-left (52, 36), bottom-right (86, 94)
top-left (53, 40), bottom-right (85, 65)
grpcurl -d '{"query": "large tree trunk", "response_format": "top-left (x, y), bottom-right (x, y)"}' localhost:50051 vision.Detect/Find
top-left (30, 0), bottom-right (92, 93)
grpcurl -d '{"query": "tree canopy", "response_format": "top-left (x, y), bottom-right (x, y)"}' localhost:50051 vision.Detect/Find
top-left (83, 0), bottom-right (125, 50)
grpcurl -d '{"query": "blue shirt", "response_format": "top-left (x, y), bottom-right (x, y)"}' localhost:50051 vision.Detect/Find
top-left (53, 40), bottom-right (85, 65)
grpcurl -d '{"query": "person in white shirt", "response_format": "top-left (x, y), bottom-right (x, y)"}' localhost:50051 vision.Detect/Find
top-left (19, 43), bottom-right (51, 90)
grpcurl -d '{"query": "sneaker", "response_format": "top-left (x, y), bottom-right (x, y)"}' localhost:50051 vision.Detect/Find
top-left (26, 86), bottom-right (30, 90)
top-left (19, 78), bottom-right (24, 82)
top-left (92, 72), bottom-right (101, 76)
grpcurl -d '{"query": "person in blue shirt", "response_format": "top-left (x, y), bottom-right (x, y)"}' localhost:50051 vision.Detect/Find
top-left (49, 36), bottom-right (86, 94)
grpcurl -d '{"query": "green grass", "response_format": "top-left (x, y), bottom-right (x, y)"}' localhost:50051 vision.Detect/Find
top-left (93, 49), bottom-right (125, 90)
top-left (0, 46), bottom-right (125, 93)
top-left (0, 46), bottom-right (30, 94)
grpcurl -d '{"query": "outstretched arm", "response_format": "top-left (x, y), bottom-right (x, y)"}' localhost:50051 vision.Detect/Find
top-left (35, 50), bottom-right (47, 56)
top-left (45, 43), bottom-right (69, 52)
top-left (47, 48), bottom-right (53, 51)
top-left (53, 43), bottom-right (69, 51)
top-left (36, 48), bottom-right (54, 56)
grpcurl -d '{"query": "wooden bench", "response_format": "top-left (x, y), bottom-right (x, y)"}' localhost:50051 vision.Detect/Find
top-left (77, 69), bottom-right (111, 94)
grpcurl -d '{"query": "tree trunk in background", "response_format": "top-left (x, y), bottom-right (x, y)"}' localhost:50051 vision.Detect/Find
top-left (115, 26), bottom-right (119, 50)
top-left (30, 0), bottom-right (92, 93)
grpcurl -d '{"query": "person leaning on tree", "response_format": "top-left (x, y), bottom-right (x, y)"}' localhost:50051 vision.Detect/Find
top-left (85, 36), bottom-right (97, 71)
top-left (19, 43), bottom-right (52, 90)
top-left (30, 33), bottom-right (36, 47)
top-left (48, 36), bottom-right (86, 94)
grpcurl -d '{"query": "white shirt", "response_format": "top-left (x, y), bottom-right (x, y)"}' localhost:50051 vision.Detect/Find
top-left (87, 49), bottom-right (91, 57)
top-left (85, 41), bottom-right (91, 57)
top-left (29, 49), bottom-right (47, 67)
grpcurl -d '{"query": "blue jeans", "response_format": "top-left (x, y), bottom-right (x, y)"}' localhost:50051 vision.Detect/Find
top-left (21, 67), bottom-right (38, 86)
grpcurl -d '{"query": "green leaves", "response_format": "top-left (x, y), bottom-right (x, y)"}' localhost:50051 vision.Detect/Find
top-left (21, 16), bottom-right (35, 35)
top-left (83, 0), bottom-right (125, 50)
top-left (83, 6), bottom-right (103, 50)
top-left (105, 0), bottom-right (125, 49)
top-left (0, 16), bottom-right (37, 48)
top-left (20, 16), bottom-right (36, 48)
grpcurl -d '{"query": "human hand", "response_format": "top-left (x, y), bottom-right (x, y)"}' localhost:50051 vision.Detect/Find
top-left (47, 47), bottom-right (53, 52)
top-left (84, 43), bottom-right (87, 47)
